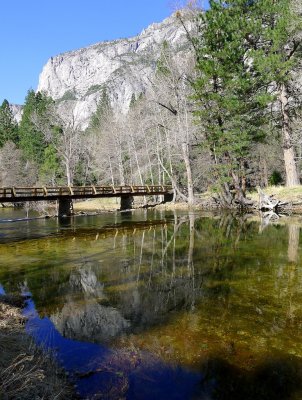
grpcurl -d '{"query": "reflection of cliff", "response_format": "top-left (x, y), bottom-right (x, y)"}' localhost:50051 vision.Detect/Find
top-left (68, 264), bottom-right (105, 298)
top-left (52, 279), bottom-right (204, 343)
top-left (51, 268), bottom-right (203, 342)
top-left (51, 302), bottom-right (130, 342)
top-left (49, 217), bottom-right (203, 341)
top-left (51, 264), bottom-right (130, 342)
top-left (46, 215), bottom-right (302, 345)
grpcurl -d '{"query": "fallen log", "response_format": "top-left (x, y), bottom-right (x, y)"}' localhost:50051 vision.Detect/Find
top-left (257, 187), bottom-right (288, 212)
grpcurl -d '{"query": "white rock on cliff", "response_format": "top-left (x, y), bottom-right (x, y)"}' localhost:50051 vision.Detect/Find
top-left (37, 12), bottom-right (192, 129)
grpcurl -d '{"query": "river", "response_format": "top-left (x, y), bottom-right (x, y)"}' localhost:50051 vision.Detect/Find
top-left (0, 208), bottom-right (301, 399)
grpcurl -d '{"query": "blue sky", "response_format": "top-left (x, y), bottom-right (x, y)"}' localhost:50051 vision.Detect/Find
top-left (0, 1), bottom-right (208, 105)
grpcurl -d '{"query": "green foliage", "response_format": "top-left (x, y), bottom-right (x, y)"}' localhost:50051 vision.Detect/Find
top-left (193, 0), bottom-right (277, 184)
top-left (251, 0), bottom-right (301, 87)
top-left (40, 144), bottom-right (62, 184)
top-left (269, 170), bottom-right (283, 186)
top-left (129, 93), bottom-right (137, 108)
top-left (88, 86), bottom-right (112, 130)
top-left (57, 90), bottom-right (77, 102)
top-left (129, 92), bottom-right (145, 109)
top-left (156, 41), bottom-right (173, 76)
top-left (18, 90), bottom-right (53, 164)
top-left (86, 84), bottom-right (103, 97)
top-left (0, 99), bottom-right (19, 147)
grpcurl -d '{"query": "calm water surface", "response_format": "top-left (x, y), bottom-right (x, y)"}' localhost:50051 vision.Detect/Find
top-left (0, 208), bottom-right (302, 399)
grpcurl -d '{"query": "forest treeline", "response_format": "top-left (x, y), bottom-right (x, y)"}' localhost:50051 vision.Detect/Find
top-left (0, 0), bottom-right (301, 207)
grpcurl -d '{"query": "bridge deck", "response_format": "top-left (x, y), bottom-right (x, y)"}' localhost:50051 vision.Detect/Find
top-left (0, 185), bottom-right (173, 203)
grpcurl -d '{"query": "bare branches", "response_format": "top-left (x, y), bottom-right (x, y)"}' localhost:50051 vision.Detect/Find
top-left (157, 102), bottom-right (178, 115)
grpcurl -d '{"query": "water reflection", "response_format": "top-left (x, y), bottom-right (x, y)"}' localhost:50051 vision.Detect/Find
top-left (288, 224), bottom-right (300, 264)
top-left (23, 295), bottom-right (201, 399)
top-left (50, 264), bottom-right (130, 342)
top-left (1, 210), bottom-right (302, 399)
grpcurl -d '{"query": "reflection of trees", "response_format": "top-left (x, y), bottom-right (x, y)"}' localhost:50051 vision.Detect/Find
top-left (51, 213), bottom-right (263, 341)
top-left (287, 224), bottom-right (300, 264)
top-left (2, 212), bottom-right (302, 359)
top-left (48, 213), bottom-right (202, 341)
top-left (284, 224), bottom-right (300, 324)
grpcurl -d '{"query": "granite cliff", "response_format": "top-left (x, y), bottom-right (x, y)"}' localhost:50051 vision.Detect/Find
top-left (37, 12), bottom-right (192, 129)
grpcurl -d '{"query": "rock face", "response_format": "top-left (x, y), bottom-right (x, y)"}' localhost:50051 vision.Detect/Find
top-left (37, 12), bottom-right (192, 128)
top-left (10, 104), bottom-right (23, 124)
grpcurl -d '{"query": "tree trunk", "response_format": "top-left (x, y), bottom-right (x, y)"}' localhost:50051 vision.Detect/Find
top-left (144, 134), bottom-right (154, 185)
top-left (127, 141), bottom-right (134, 182)
top-left (279, 84), bottom-right (299, 186)
top-left (158, 155), bottom-right (187, 202)
top-left (65, 159), bottom-right (72, 186)
top-left (260, 155), bottom-right (269, 187)
top-left (108, 156), bottom-right (115, 186)
top-left (115, 137), bottom-right (125, 186)
top-left (182, 142), bottom-right (194, 205)
top-left (130, 131), bottom-right (143, 185)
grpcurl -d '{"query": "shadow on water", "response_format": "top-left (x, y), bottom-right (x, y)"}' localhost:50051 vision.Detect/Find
top-left (197, 356), bottom-right (302, 400)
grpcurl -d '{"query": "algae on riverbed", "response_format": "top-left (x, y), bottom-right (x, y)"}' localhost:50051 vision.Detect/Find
top-left (1, 210), bottom-right (302, 399)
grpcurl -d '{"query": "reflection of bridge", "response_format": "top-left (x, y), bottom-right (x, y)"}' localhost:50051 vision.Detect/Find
top-left (0, 185), bottom-right (174, 215)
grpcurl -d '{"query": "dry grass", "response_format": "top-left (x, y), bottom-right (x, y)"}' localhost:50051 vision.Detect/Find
top-left (195, 186), bottom-right (302, 210)
top-left (73, 197), bottom-right (120, 212)
top-left (155, 202), bottom-right (193, 210)
top-left (0, 295), bottom-right (75, 400)
top-left (74, 197), bottom-right (163, 212)
top-left (248, 185), bottom-right (302, 203)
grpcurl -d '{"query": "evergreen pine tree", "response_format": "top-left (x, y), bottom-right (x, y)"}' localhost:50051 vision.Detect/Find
top-left (194, 0), bottom-right (302, 195)
top-left (89, 87), bottom-right (112, 130)
top-left (0, 99), bottom-right (19, 147)
top-left (193, 0), bottom-right (269, 205)
top-left (252, 0), bottom-right (302, 186)
top-left (18, 90), bottom-right (52, 163)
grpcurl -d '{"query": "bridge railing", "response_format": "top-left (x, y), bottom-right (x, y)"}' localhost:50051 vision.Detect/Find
top-left (0, 185), bottom-right (173, 199)
top-left (0, 187), bottom-right (47, 198)
top-left (0, 188), bottom-right (13, 198)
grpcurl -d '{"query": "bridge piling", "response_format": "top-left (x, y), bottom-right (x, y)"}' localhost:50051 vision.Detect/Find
top-left (120, 195), bottom-right (134, 211)
top-left (58, 198), bottom-right (74, 217)
top-left (164, 192), bottom-right (174, 203)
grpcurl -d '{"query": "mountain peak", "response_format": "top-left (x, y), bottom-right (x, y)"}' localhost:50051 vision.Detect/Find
top-left (37, 13), bottom-right (191, 129)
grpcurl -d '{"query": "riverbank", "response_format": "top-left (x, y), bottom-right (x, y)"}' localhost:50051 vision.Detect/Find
top-left (0, 294), bottom-right (76, 400)
top-left (2, 185), bottom-right (302, 216)
top-left (72, 185), bottom-right (302, 213)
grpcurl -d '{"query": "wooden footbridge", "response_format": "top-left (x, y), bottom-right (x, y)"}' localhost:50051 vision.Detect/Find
top-left (0, 185), bottom-right (174, 215)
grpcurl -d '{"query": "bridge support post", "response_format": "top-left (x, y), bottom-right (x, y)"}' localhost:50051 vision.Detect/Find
top-left (120, 195), bottom-right (134, 211)
top-left (58, 198), bottom-right (74, 217)
top-left (164, 192), bottom-right (174, 203)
